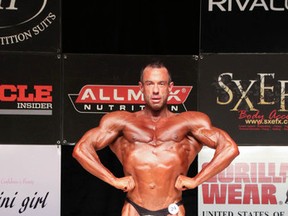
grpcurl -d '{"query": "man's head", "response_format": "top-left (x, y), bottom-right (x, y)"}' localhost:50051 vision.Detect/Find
top-left (139, 61), bottom-right (174, 111)
top-left (140, 61), bottom-right (172, 84)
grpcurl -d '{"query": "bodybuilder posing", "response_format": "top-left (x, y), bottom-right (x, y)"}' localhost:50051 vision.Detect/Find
top-left (73, 61), bottom-right (239, 216)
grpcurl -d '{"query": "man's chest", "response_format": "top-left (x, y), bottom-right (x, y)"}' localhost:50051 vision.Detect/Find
top-left (119, 125), bottom-right (192, 169)
top-left (122, 140), bottom-right (186, 170)
top-left (122, 118), bottom-right (188, 144)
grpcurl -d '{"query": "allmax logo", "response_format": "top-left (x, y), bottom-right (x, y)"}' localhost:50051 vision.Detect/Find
top-left (69, 85), bottom-right (193, 114)
top-left (75, 85), bottom-right (192, 104)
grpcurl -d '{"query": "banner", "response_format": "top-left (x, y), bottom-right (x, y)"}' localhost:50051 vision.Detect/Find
top-left (0, 52), bottom-right (61, 144)
top-left (198, 53), bottom-right (288, 145)
top-left (0, 144), bottom-right (61, 216)
top-left (200, 0), bottom-right (288, 53)
top-left (63, 54), bottom-right (198, 144)
top-left (198, 146), bottom-right (288, 216)
top-left (0, 0), bottom-right (60, 52)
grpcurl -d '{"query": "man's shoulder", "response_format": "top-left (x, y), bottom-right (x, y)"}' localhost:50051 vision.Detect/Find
top-left (179, 111), bottom-right (209, 118)
top-left (100, 111), bottom-right (136, 128)
top-left (178, 111), bottom-right (211, 125)
top-left (103, 110), bottom-right (136, 120)
top-left (105, 110), bottom-right (131, 116)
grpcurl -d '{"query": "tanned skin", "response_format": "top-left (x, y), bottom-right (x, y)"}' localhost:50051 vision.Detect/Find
top-left (73, 63), bottom-right (240, 216)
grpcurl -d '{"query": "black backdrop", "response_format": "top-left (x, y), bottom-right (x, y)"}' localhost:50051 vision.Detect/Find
top-left (62, 0), bottom-right (288, 55)
top-left (60, 2), bottom-right (201, 215)
top-left (61, 1), bottom-right (200, 55)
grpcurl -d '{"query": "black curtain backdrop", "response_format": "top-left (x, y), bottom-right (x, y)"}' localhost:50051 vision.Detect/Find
top-left (61, 2), bottom-right (200, 215)
top-left (62, 1), bottom-right (200, 55)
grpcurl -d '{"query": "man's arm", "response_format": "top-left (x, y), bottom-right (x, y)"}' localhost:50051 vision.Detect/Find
top-left (72, 111), bottom-right (135, 191)
top-left (176, 111), bottom-right (239, 190)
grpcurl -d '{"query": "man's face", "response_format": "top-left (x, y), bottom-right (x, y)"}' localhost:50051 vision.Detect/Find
top-left (139, 66), bottom-right (173, 111)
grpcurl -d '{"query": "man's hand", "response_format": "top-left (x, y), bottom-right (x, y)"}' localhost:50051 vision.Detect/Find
top-left (114, 176), bottom-right (135, 192)
top-left (175, 175), bottom-right (196, 191)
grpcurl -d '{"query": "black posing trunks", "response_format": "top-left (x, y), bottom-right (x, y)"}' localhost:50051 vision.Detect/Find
top-left (125, 197), bottom-right (184, 216)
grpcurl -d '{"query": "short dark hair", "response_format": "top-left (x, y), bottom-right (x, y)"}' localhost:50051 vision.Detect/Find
top-left (140, 61), bottom-right (172, 83)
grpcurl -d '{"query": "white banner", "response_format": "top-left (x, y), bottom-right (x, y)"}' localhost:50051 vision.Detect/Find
top-left (198, 146), bottom-right (288, 216)
top-left (0, 145), bottom-right (61, 216)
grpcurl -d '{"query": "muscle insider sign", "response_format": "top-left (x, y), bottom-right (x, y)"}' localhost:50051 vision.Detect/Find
top-left (0, 84), bottom-right (53, 115)
top-left (68, 85), bottom-right (193, 114)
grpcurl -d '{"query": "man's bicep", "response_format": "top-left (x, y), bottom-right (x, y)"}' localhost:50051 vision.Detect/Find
top-left (193, 127), bottom-right (221, 149)
top-left (80, 111), bottom-right (127, 150)
top-left (87, 125), bottom-right (120, 150)
top-left (187, 112), bottom-right (220, 148)
top-left (197, 126), bottom-right (236, 151)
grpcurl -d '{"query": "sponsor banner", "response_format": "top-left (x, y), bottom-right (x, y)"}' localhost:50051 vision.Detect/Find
top-left (63, 54), bottom-right (197, 144)
top-left (0, 0), bottom-right (60, 52)
top-left (198, 54), bottom-right (288, 145)
top-left (0, 52), bottom-right (61, 144)
top-left (200, 0), bottom-right (288, 53)
top-left (0, 144), bottom-right (61, 216)
top-left (198, 146), bottom-right (288, 216)
top-left (68, 84), bottom-right (192, 114)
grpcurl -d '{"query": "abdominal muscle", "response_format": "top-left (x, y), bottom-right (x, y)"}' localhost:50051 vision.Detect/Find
top-left (121, 141), bottom-right (189, 210)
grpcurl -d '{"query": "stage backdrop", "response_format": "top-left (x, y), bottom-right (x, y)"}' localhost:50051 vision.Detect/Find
top-left (200, 0), bottom-right (288, 53)
top-left (198, 53), bottom-right (288, 145)
top-left (0, 0), bottom-right (61, 52)
top-left (0, 52), bottom-right (61, 144)
top-left (61, 54), bottom-right (199, 216)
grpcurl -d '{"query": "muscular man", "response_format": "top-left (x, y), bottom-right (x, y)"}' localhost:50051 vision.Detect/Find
top-left (73, 61), bottom-right (239, 216)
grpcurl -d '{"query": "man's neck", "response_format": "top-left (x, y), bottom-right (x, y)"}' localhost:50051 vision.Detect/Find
top-left (143, 107), bottom-right (171, 121)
